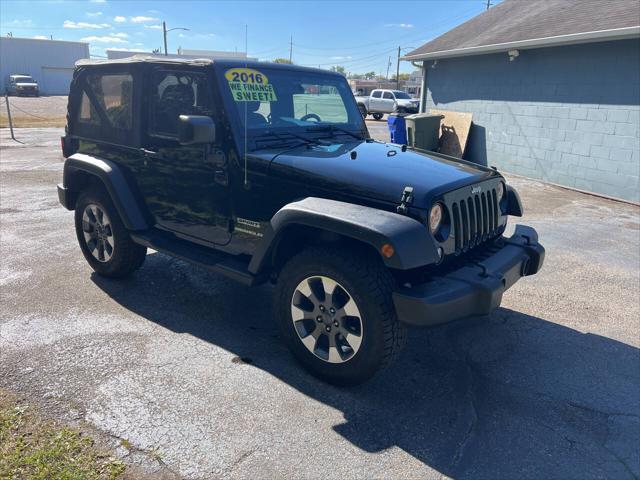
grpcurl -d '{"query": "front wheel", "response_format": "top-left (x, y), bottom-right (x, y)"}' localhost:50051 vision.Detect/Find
top-left (358, 104), bottom-right (368, 118)
top-left (74, 189), bottom-right (147, 278)
top-left (372, 112), bottom-right (384, 121)
top-left (275, 247), bottom-right (406, 386)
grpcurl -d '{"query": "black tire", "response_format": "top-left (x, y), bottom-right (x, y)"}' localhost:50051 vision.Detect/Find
top-left (358, 104), bottom-right (368, 118)
top-left (372, 112), bottom-right (384, 121)
top-left (275, 246), bottom-right (406, 386)
top-left (74, 188), bottom-right (146, 278)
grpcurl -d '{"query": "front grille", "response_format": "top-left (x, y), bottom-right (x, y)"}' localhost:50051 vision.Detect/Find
top-left (450, 188), bottom-right (500, 253)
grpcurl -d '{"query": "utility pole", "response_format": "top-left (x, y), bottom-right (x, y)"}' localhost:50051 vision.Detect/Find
top-left (386, 56), bottom-right (391, 80)
top-left (486, 0), bottom-right (492, 10)
top-left (289, 35), bottom-right (293, 63)
top-left (396, 45), bottom-right (401, 89)
top-left (163, 21), bottom-right (168, 56)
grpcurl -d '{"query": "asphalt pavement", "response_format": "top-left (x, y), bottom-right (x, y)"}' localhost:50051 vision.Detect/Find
top-left (1, 128), bottom-right (639, 479)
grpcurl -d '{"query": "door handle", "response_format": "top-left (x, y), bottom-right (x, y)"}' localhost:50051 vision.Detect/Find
top-left (214, 168), bottom-right (228, 186)
top-left (140, 148), bottom-right (157, 156)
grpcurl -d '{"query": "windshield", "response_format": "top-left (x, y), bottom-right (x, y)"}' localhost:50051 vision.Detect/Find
top-left (218, 66), bottom-right (365, 141)
top-left (392, 91), bottom-right (411, 99)
top-left (14, 76), bottom-right (35, 83)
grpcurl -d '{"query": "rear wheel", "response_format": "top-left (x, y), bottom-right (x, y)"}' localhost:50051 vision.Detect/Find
top-left (74, 189), bottom-right (146, 278)
top-left (275, 247), bottom-right (406, 386)
top-left (372, 112), bottom-right (384, 121)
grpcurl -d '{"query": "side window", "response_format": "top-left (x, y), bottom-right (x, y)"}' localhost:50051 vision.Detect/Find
top-left (84, 73), bottom-right (133, 129)
top-left (149, 70), bottom-right (213, 137)
top-left (383, 91), bottom-right (394, 99)
top-left (74, 72), bottom-right (134, 144)
top-left (371, 90), bottom-right (381, 98)
top-left (79, 91), bottom-right (99, 125)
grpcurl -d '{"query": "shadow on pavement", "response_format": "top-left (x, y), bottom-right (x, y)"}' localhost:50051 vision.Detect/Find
top-left (92, 252), bottom-right (640, 479)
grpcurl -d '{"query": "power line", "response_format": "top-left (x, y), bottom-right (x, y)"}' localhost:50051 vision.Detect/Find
top-left (291, 5), bottom-right (482, 53)
top-left (300, 47), bottom-right (397, 67)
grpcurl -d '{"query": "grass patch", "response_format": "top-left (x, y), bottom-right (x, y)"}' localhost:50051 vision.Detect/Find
top-left (0, 116), bottom-right (67, 128)
top-left (0, 391), bottom-right (125, 479)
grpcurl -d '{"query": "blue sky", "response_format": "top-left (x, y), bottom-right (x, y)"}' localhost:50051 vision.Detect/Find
top-left (1, 0), bottom-right (498, 74)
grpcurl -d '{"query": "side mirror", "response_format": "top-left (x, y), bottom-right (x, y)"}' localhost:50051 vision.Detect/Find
top-left (178, 115), bottom-right (216, 146)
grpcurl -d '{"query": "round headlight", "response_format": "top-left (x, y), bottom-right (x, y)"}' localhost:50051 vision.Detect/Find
top-left (497, 182), bottom-right (505, 202)
top-left (429, 203), bottom-right (443, 234)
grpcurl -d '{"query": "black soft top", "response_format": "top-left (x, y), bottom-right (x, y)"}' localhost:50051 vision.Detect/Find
top-left (75, 55), bottom-right (342, 77)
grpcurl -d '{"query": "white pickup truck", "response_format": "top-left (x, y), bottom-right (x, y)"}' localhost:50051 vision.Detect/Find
top-left (354, 89), bottom-right (419, 120)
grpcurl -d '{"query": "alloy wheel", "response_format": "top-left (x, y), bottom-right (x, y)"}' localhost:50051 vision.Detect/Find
top-left (82, 204), bottom-right (114, 263)
top-left (291, 275), bottom-right (363, 363)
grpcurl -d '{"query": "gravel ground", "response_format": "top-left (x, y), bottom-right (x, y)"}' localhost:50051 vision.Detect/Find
top-left (1, 128), bottom-right (639, 479)
top-left (365, 116), bottom-right (390, 142)
top-left (2, 95), bottom-right (67, 118)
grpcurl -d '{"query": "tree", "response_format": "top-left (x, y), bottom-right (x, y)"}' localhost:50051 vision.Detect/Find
top-left (363, 71), bottom-right (377, 80)
top-left (151, 48), bottom-right (161, 54)
top-left (391, 73), bottom-right (410, 81)
top-left (330, 65), bottom-right (346, 76)
top-left (273, 58), bottom-right (292, 64)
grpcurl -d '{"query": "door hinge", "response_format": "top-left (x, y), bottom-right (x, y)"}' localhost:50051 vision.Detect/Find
top-left (397, 186), bottom-right (414, 215)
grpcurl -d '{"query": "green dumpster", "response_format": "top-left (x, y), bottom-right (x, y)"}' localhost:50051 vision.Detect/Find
top-left (405, 113), bottom-right (445, 152)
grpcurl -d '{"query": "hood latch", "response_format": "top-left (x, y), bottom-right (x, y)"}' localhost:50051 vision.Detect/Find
top-left (397, 186), bottom-right (414, 215)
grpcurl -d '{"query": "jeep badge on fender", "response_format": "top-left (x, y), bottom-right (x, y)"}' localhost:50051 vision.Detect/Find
top-left (57, 56), bottom-right (544, 386)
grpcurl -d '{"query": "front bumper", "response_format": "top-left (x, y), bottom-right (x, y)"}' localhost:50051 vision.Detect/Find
top-left (393, 225), bottom-right (544, 327)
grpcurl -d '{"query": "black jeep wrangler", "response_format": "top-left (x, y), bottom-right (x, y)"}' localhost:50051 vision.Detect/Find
top-left (58, 56), bottom-right (544, 385)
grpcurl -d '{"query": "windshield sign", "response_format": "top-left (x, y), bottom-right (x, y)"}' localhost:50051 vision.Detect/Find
top-left (225, 68), bottom-right (277, 102)
top-left (221, 67), bottom-right (363, 135)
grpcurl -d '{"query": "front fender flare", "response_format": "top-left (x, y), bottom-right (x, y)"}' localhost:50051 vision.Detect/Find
top-left (62, 153), bottom-right (150, 231)
top-left (248, 197), bottom-right (438, 274)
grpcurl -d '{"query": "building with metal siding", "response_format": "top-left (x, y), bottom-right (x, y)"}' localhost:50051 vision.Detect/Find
top-left (106, 48), bottom-right (255, 61)
top-left (0, 37), bottom-right (89, 95)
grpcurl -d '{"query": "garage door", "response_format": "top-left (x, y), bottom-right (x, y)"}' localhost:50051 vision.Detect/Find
top-left (41, 67), bottom-right (74, 95)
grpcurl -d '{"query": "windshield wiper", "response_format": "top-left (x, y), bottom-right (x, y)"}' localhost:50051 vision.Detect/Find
top-left (305, 125), bottom-right (364, 140)
top-left (254, 129), bottom-right (329, 147)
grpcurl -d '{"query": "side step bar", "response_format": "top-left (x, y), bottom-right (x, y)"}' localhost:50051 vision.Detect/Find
top-left (130, 230), bottom-right (264, 286)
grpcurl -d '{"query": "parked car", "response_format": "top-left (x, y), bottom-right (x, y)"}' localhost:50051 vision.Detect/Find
top-left (355, 89), bottom-right (419, 120)
top-left (57, 57), bottom-right (544, 385)
top-left (5, 74), bottom-right (39, 96)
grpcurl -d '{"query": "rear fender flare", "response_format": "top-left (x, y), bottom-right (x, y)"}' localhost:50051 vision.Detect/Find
top-left (248, 197), bottom-right (438, 274)
top-left (63, 153), bottom-right (150, 231)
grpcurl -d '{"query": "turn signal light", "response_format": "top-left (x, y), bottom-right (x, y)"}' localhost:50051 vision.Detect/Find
top-left (381, 243), bottom-right (395, 258)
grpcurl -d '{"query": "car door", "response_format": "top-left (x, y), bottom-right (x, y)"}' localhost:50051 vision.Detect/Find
top-left (382, 91), bottom-right (396, 113)
top-left (369, 90), bottom-right (382, 111)
top-left (140, 66), bottom-right (232, 245)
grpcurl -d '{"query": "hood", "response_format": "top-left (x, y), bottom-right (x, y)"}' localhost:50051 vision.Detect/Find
top-left (397, 98), bottom-right (417, 106)
top-left (263, 140), bottom-right (499, 209)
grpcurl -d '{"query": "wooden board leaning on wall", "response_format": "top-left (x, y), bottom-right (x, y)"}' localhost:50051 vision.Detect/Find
top-left (429, 109), bottom-right (473, 159)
